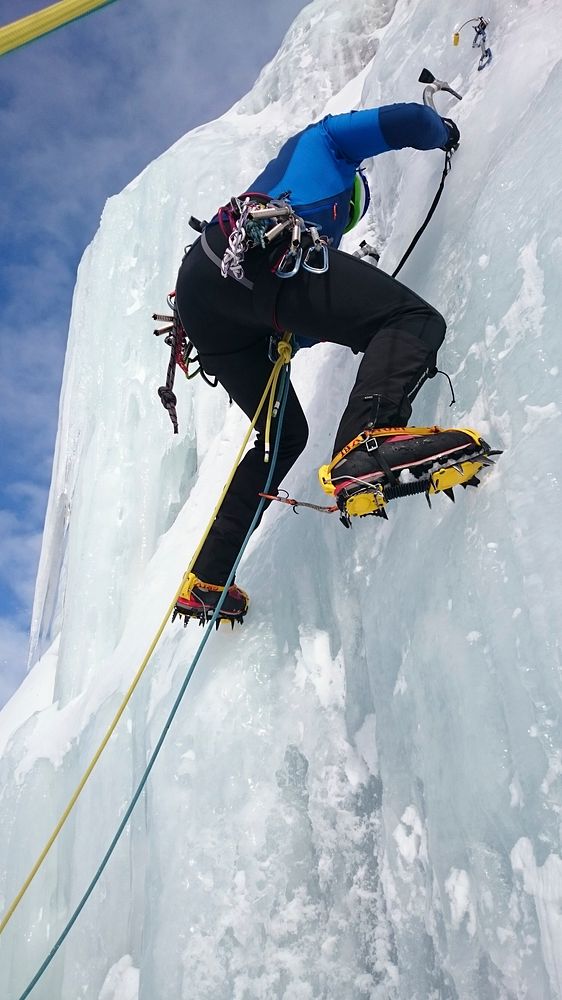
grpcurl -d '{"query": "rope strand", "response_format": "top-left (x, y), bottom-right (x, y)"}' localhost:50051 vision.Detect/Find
top-left (0, 337), bottom-right (292, 941)
top-left (15, 365), bottom-right (292, 1000)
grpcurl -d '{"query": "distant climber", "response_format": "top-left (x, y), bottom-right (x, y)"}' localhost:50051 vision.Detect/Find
top-left (173, 101), bottom-right (492, 624)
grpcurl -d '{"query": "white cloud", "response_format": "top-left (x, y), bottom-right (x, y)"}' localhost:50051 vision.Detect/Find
top-left (5, 480), bottom-right (49, 523)
top-left (0, 509), bottom-right (43, 609)
top-left (0, 617), bottom-right (30, 708)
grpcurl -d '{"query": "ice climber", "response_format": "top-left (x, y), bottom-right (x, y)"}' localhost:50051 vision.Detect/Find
top-left (173, 101), bottom-right (493, 624)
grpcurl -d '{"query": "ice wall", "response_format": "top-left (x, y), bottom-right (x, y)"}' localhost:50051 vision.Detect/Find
top-left (1, 0), bottom-right (561, 997)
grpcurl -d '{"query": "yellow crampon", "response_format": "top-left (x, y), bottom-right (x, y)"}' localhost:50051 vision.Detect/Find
top-left (172, 572), bottom-right (250, 629)
top-left (428, 457), bottom-right (487, 494)
top-left (318, 425), bottom-right (497, 520)
top-left (344, 487), bottom-right (386, 518)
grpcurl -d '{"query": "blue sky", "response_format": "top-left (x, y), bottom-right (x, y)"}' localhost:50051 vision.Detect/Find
top-left (0, 0), bottom-right (310, 707)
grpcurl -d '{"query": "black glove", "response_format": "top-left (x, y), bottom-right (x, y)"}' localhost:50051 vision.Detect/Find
top-left (441, 117), bottom-right (460, 152)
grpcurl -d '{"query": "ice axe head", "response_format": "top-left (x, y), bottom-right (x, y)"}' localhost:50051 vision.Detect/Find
top-left (418, 68), bottom-right (463, 110)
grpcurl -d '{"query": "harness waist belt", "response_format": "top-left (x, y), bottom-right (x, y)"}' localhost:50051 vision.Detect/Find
top-left (200, 228), bottom-right (254, 291)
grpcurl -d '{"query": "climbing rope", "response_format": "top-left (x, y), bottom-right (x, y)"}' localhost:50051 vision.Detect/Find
top-left (0, 0), bottom-right (121, 57)
top-left (16, 360), bottom-right (292, 1000)
top-left (0, 334), bottom-right (293, 942)
top-left (264, 336), bottom-right (292, 462)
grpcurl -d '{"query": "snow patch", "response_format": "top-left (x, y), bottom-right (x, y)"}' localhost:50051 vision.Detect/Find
top-left (511, 838), bottom-right (562, 996)
top-left (98, 955), bottom-right (139, 1000)
top-left (393, 806), bottom-right (426, 865)
top-left (522, 401), bottom-right (561, 434)
top-left (496, 236), bottom-right (545, 360)
top-left (294, 629), bottom-right (345, 711)
top-left (445, 868), bottom-right (476, 937)
top-left (0, 636), bottom-right (58, 758)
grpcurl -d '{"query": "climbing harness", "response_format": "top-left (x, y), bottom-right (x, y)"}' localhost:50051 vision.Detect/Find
top-left (0, 0), bottom-right (121, 58)
top-left (216, 193), bottom-right (330, 283)
top-left (453, 17), bottom-right (492, 70)
top-left (153, 290), bottom-right (218, 433)
top-left (199, 226), bottom-right (254, 290)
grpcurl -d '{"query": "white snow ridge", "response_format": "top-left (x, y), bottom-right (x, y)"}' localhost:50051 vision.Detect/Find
top-left (2, 0), bottom-right (562, 997)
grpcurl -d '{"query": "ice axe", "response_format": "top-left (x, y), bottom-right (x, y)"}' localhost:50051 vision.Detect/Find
top-left (418, 68), bottom-right (463, 111)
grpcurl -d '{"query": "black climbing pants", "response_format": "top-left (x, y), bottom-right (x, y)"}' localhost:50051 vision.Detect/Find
top-left (175, 224), bottom-right (445, 584)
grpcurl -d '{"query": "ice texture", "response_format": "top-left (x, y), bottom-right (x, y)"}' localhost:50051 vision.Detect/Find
top-left (1, 0), bottom-right (562, 997)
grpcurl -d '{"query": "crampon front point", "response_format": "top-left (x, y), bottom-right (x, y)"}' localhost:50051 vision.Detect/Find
top-left (172, 573), bottom-right (249, 629)
top-left (318, 425), bottom-right (501, 527)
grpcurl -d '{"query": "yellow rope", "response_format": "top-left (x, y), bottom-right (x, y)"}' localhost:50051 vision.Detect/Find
top-left (263, 338), bottom-right (292, 463)
top-left (0, 334), bottom-right (292, 936)
top-left (0, 0), bottom-right (119, 57)
top-left (0, 0), bottom-right (115, 56)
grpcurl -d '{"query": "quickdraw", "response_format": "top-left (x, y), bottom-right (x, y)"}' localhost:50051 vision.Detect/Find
top-left (259, 489), bottom-right (338, 514)
top-left (152, 291), bottom-right (218, 434)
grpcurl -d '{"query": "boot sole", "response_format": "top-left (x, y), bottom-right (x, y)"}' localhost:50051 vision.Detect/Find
top-left (173, 601), bottom-right (246, 629)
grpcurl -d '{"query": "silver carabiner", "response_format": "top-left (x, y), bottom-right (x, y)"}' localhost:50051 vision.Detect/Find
top-left (275, 220), bottom-right (303, 279)
top-left (303, 228), bottom-right (329, 274)
top-left (275, 246), bottom-right (303, 279)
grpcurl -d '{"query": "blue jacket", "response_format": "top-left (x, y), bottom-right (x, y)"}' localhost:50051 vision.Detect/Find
top-left (248, 103), bottom-right (448, 247)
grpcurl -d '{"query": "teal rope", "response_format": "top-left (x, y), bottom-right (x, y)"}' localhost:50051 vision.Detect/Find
top-left (16, 367), bottom-right (291, 1000)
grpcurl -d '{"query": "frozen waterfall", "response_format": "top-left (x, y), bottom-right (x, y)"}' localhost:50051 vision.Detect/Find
top-left (1, 0), bottom-right (562, 997)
